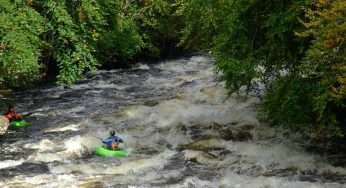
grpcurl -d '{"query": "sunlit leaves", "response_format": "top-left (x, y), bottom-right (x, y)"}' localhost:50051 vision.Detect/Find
top-left (297, 0), bottom-right (346, 135)
top-left (0, 0), bottom-right (45, 88)
top-left (0, 0), bottom-right (148, 87)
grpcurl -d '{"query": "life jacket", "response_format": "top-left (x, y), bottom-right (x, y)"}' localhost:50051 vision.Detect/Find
top-left (4, 111), bottom-right (22, 122)
top-left (103, 136), bottom-right (123, 150)
top-left (111, 141), bottom-right (119, 150)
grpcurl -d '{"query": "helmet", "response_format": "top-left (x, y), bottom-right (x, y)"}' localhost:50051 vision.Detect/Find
top-left (8, 105), bottom-right (14, 112)
top-left (110, 130), bottom-right (115, 136)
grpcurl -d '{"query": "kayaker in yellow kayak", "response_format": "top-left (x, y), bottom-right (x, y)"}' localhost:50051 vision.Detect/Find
top-left (102, 130), bottom-right (123, 150)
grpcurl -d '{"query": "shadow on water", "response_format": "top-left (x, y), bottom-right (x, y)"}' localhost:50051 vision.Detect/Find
top-left (0, 162), bottom-right (49, 179)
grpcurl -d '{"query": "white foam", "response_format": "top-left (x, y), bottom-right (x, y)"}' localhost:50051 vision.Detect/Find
top-left (28, 152), bottom-right (63, 163)
top-left (135, 63), bottom-right (150, 70)
top-left (165, 128), bottom-right (192, 149)
top-left (189, 55), bottom-right (212, 63)
top-left (3, 174), bottom-right (79, 187)
top-left (219, 172), bottom-right (328, 188)
top-left (63, 135), bottom-right (99, 157)
top-left (179, 176), bottom-right (217, 188)
top-left (225, 142), bottom-right (346, 175)
top-left (24, 139), bottom-right (55, 151)
top-left (45, 124), bottom-right (80, 132)
top-left (0, 159), bottom-right (25, 169)
top-left (106, 150), bottom-right (176, 174)
top-left (49, 150), bottom-right (176, 176)
top-left (183, 150), bottom-right (217, 164)
top-left (25, 135), bottom-right (101, 163)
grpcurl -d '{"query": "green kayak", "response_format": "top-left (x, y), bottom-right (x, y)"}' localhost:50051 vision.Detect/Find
top-left (10, 120), bottom-right (31, 127)
top-left (96, 146), bottom-right (127, 157)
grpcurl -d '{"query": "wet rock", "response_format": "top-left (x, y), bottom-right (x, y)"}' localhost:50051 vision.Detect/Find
top-left (200, 86), bottom-right (219, 99)
top-left (220, 129), bottom-right (234, 141)
top-left (71, 169), bottom-right (83, 174)
top-left (234, 95), bottom-right (248, 102)
top-left (180, 81), bottom-right (194, 87)
top-left (172, 95), bottom-right (186, 100)
top-left (223, 122), bottom-right (238, 126)
top-left (0, 116), bottom-right (10, 134)
top-left (231, 122), bottom-right (238, 125)
top-left (219, 150), bottom-right (232, 156)
top-left (201, 134), bottom-right (216, 140)
top-left (90, 74), bottom-right (105, 81)
top-left (209, 122), bottom-right (226, 130)
top-left (240, 124), bottom-right (255, 130)
top-left (188, 157), bottom-right (198, 163)
top-left (103, 120), bottom-right (111, 125)
top-left (143, 100), bottom-right (159, 106)
top-left (79, 181), bottom-right (105, 188)
top-left (180, 140), bottom-right (224, 152)
top-left (91, 113), bottom-right (103, 122)
top-left (180, 143), bottom-right (208, 152)
top-left (139, 146), bottom-right (160, 155)
top-left (236, 131), bottom-right (252, 141)
top-left (299, 175), bottom-right (318, 182)
top-left (74, 79), bottom-right (89, 85)
top-left (176, 123), bottom-right (188, 132)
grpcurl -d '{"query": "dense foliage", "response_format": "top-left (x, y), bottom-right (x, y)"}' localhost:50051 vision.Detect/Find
top-left (174, 0), bottom-right (345, 137)
top-left (1, 0), bottom-right (154, 87)
top-left (298, 0), bottom-right (346, 136)
top-left (136, 0), bottom-right (181, 57)
top-left (175, 0), bottom-right (310, 91)
top-left (1, 0), bottom-right (345, 137)
top-left (0, 0), bottom-right (45, 88)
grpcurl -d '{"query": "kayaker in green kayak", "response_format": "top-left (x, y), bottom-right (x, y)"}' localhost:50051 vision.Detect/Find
top-left (102, 130), bottom-right (123, 150)
top-left (4, 105), bottom-right (22, 122)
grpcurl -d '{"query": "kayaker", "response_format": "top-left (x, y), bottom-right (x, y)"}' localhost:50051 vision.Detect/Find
top-left (4, 105), bottom-right (22, 122)
top-left (103, 130), bottom-right (123, 150)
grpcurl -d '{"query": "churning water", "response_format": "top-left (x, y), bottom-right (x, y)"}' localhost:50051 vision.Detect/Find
top-left (0, 54), bottom-right (345, 187)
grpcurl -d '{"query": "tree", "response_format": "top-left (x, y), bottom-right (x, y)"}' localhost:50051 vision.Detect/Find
top-left (297, 0), bottom-right (346, 135)
top-left (0, 0), bottom-right (45, 88)
top-left (0, 0), bottom-right (148, 87)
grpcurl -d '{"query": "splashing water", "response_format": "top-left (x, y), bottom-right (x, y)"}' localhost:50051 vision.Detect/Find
top-left (0, 54), bottom-right (345, 187)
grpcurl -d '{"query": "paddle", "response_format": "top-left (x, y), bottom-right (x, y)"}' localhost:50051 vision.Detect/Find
top-left (92, 134), bottom-right (127, 149)
top-left (91, 134), bottom-right (104, 140)
top-left (22, 112), bottom-right (34, 118)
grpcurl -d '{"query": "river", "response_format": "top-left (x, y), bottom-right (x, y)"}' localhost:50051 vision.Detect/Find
top-left (0, 54), bottom-right (345, 187)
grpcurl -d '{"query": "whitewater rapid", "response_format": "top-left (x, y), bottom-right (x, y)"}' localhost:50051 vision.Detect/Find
top-left (0, 54), bottom-right (345, 187)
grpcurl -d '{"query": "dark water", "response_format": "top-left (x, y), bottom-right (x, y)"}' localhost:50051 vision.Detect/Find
top-left (0, 55), bottom-right (345, 188)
